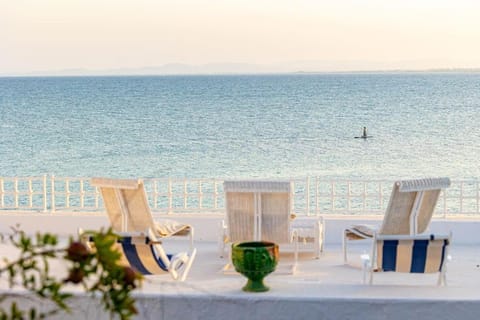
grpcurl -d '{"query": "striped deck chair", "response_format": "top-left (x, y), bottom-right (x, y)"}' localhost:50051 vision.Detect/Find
top-left (84, 230), bottom-right (197, 282)
top-left (343, 177), bottom-right (451, 264)
top-left (219, 180), bottom-right (323, 274)
top-left (363, 233), bottom-right (451, 285)
top-left (91, 177), bottom-right (194, 250)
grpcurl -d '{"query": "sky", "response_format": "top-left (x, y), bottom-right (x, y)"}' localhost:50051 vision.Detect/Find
top-left (2, 0), bottom-right (480, 74)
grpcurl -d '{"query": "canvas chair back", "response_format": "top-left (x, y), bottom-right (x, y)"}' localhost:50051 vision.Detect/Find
top-left (91, 178), bottom-right (155, 233)
top-left (260, 192), bottom-right (291, 243)
top-left (378, 178), bottom-right (451, 236)
top-left (225, 191), bottom-right (255, 242)
top-left (224, 180), bottom-right (292, 244)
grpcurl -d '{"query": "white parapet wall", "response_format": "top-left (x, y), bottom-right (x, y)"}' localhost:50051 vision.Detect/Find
top-left (0, 211), bottom-right (479, 244)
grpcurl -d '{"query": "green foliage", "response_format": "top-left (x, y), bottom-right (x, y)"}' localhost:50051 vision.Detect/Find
top-left (0, 227), bottom-right (142, 320)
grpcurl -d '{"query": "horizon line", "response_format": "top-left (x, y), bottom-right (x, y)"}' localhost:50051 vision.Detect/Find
top-left (2, 67), bottom-right (480, 78)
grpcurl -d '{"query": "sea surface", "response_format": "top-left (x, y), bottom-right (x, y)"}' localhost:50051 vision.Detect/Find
top-left (0, 73), bottom-right (479, 180)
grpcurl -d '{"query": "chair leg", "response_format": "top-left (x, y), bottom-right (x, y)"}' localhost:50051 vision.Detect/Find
top-left (438, 270), bottom-right (447, 286)
top-left (171, 248), bottom-right (197, 282)
top-left (314, 221), bottom-right (321, 259)
top-left (320, 217), bottom-right (325, 253)
top-left (361, 255), bottom-right (370, 284)
top-left (218, 220), bottom-right (227, 258)
top-left (292, 229), bottom-right (299, 274)
top-left (343, 231), bottom-right (348, 264)
top-left (189, 227), bottom-right (194, 251)
top-left (222, 246), bottom-right (233, 272)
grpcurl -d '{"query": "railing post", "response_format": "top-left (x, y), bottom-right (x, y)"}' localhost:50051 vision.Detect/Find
top-left (94, 183), bottom-right (100, 210)
top-left (198, 180), bottom-right (203, 209)
top-left (379, 181), bottom-right (383, 213)
top-left (51, 175), bottom-right (56, 213)
top-left (305, 176), bottom-right (310, 216)
top-left (331, 181), bottom-right (335, 213)
top-left (477, 180), bottom-right (479, 215)
top-left (14, 178), bottom-right (18, 208)
top-left (65, 178), bottom-right (70, 209)
top-left (315, 176), bottom-right (319, 215)
top-left (153, 180), bottom-right (159, 210)
top-left (183, 179), bottom-right (188, 209)
top-left (213, 179), bottom-right (218, 210)
top-left (346, 181), bottom-right (351, 212)
top-left (0, 178), bottom-right (4, 208)
top-left (28, 179), bottom-right (33, 209)
top-left (443, 188), bottom-right (448, 218)
top-left (43, 175), bottom-right (48, 212)
top-left (80, 179), bottom-right (85, 209)
top-left (291, 180), bottom-right (295, 214)
top-left (460, 181), bottom-right (463, 212)
top-left (168, 178), bottom-right (173, 214)
top-left (363, 181), bottom-right (367, 213)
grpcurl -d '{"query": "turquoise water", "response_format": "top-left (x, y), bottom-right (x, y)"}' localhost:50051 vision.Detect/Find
top-left (0, 73), bottom-right (479, 180)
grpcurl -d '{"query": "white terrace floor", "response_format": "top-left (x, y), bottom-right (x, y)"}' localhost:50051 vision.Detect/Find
top-left (2, 240), bottom-right (480, 320)
top-left (2, 214), bottom-right (480, 320)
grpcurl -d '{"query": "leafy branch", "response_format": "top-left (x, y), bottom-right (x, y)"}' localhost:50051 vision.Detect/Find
top-left (0, 227), bottom-right (142, 320)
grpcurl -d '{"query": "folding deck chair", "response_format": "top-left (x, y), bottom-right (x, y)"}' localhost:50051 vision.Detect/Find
top-left (219, 180), bottom-right (323, 273)
top-left (343, 177), bottom-right (451, 264)
top-left (91, 177), bottom-right (194, 249)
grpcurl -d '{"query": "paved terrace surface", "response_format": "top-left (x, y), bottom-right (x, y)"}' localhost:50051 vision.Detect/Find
top-left (2, 238), bottom-right (480, 320)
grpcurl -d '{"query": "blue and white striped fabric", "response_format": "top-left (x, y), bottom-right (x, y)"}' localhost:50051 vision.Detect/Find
top-left (116, 236), bottom-right (171, 275)
top-left (83, 232), bottom-right (196, 281)
top-left (376, 236), bottom-right (449, 273)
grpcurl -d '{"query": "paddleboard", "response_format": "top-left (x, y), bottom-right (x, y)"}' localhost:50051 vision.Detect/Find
top-left (354, 136), bottom-right (373, 139)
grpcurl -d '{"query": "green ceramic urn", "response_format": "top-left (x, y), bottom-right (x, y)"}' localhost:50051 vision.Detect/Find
top-left (231, 241), bottom-right (279, 292)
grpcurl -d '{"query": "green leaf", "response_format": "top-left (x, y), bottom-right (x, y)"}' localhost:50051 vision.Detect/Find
top-left (29, 308), bottom-right (36, 320)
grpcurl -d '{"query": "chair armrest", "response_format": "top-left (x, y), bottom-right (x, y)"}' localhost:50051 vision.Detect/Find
top-left (361, 253), bottom-right (371, 284)
top-left (218, 220), bottom-right (228, 258)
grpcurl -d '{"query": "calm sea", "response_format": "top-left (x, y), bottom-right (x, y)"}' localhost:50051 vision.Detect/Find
top-left (0, 73), bottom-right (479, 180)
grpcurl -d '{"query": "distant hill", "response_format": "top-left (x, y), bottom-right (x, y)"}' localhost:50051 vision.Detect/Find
top-left (2, 63), bottom-right (480, 77)
top-left (3, 63), bottom-right (283, 77)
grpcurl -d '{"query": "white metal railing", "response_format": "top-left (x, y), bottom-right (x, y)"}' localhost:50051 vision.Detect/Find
top-left (0, 176), bottom-right (478, 217)
top-left (0, 175), bottom-right (48, 212)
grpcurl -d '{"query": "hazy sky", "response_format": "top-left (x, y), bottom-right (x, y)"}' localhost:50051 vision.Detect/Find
top-left (2, 0), bottom-right (480, 74)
